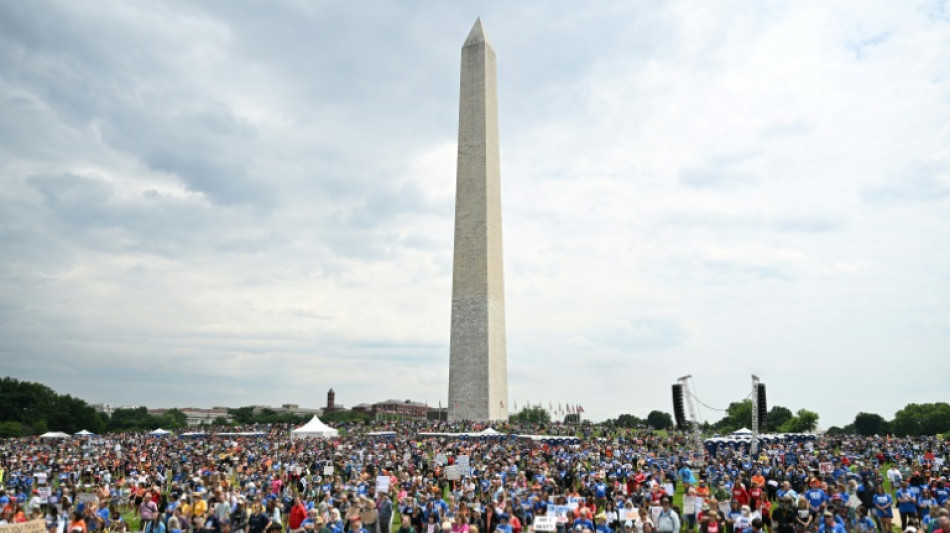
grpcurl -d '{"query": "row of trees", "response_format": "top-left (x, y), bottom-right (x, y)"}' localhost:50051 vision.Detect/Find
top-left (226, 406), bottom-right (368, 425)
top-left (0, 377), bottom-right (106, 437)
top-left (711, 400), bottom-right (820, 433)
top-left (2, 377), bottom-right (947, 437)
top-left (826, 403), bottom-right (950, 437)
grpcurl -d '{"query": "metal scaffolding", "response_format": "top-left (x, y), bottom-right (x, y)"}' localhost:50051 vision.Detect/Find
top-left (677, 375), bottom-right (703, 465)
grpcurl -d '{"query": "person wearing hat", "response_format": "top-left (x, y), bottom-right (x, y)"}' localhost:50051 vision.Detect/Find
top-left (350, 516), bottom-right (368, 533)
top-left (655, 497), bottom-right (680, 533)
top-left (594, 512), bottom-right (612, 533)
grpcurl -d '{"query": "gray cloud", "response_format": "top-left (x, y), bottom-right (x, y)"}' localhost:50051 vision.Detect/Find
top-left (0, 1), bottom-right (948, 428)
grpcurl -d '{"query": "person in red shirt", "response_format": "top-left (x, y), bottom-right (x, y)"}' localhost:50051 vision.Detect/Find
top-left (748, 482), bottom-right (763, 512)
top-left (731, 478), bottom-right (750, 508)
top-left (289, 496), bottom-right (308, 532)
top-left (650, 483), bottom-right (668, 505)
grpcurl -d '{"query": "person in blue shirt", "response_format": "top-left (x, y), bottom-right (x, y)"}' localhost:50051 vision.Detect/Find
top-left (817, 512), bottom-right (846, 533)
top-left (853, 506), bottom-right (876, 533)
top-left (805, 484), bottom-right (829, 516)
top-left (594, 513), bottom-right (612, 533)
top-left (572, 512), bottom-right (594, 532)
top-left (896, 482), bottom-right (918, 527)
top-left (914, 487), bottom-right (935, 521)
top-left (872, 485), bottom-right (893, 533)
top-left (492, 514), bottom-right (511, 533)
top-left (933, 482), bottom-right (949, 506)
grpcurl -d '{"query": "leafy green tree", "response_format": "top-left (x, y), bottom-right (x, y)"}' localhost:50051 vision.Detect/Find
top-left (511, 406), bottom-right (550, 424)
top-left (0, 377), bottom-right (105, 434)
top-left (614, 414), bottom-right (643, 428)
top-left (161, 408), bottom-right (188, 429)
top-left (213, 416), bottom-right (231, 426)
top-left (321, 410), bottom-right (369, 424)
top-left (853, 412), bottom-right (889, 436)
top-left (780, 409), bottom-right (819, 432)
top-left (714, 400), bottom-right (754, 433)
top-left (228, 407), bottom-right (257, 425)
top-left (108, 406), bottom-right (153, 431)
top-left (766, 406), bottom-right (793, 432)
top-left (647, 410), bottom-right (674, 430)
top-left (891, 403), bottom-right (950, 436)
top-left (0, 421), bottom-right (25, 438)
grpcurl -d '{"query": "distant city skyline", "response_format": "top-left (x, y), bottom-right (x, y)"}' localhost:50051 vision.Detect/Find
top-left (1, 2), bottom-right (948, 428)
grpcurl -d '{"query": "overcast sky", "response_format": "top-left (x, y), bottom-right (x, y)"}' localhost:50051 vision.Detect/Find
top-left (1, 1), bottom-right (948, 429)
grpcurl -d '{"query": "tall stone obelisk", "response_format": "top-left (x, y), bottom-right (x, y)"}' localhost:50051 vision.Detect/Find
top-left (447, 18), bottom-right (508, 422)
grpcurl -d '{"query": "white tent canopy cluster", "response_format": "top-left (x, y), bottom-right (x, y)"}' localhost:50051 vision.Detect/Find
top-left (290, 416), bottom-right (340, 439)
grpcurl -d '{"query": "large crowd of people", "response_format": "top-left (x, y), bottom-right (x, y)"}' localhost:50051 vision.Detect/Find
top-left (0, 420), bottom-right (947, 533)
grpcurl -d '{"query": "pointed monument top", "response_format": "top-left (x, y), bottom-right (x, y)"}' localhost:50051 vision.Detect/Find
top-left (464, 17), bottom-right (493, 48)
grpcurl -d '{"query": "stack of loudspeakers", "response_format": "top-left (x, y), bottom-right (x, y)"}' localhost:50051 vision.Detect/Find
top-left (757, 383), bottom-right (768, 429)
top-left (672, 384), bottom-right (686, 430)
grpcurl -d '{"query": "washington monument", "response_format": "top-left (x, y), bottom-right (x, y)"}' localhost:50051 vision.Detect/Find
top-left (447, 19), bottom-right (508, 422)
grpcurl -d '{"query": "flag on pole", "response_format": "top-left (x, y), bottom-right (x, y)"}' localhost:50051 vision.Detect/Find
top-left (500, 401), bottom-right (504, 408)
top-left (578, 405), bottom-right (585, 414)
top-left (514, 400), bottom-right (518, 411)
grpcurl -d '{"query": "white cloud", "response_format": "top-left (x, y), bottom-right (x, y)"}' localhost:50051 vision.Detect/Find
top-left (0, 0), bottom-right (948, 427)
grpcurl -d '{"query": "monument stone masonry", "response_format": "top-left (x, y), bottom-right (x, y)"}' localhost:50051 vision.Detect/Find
top-left (447, 19), bottom-right (508, 422)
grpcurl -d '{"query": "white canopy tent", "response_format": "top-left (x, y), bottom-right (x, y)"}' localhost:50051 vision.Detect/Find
top-left (75, 429), bottom-right (95, 437)
top-left (39, 431), bottom-right (70, 439)
top-left (730, 428), bottom-right (753, 436)
top-left (148, 428), bottom-right (172, 436)
top-left (290, 416), bottom-right (339, 439)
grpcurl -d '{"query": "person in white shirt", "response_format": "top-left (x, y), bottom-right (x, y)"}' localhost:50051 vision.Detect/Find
top-left (887, 467), bottom-right (902, 494)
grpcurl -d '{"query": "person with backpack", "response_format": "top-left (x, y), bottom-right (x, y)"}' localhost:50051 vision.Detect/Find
top-left (656, 498), bottom-right (680, 533)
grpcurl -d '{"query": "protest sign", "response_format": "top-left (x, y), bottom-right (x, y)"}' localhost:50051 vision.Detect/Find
top-left (662, 483), bottom-right (674, 496)
top-left (0, 519), bottom-right (46, 533)
top-left (435, 454), bottom-right (447, 466)
top-left (651, 507), bottom-right (662, 524)
top-left (819, 462), bottom-right (833, 474)
top-left (456, 455), bottom-right (471, 476)
top-left (445, 465), bottom-right (461, 480)
top-left (533, 516), bottom-right (557, 532)
top-left (621, 509), bottom-right (639, 521)
top-left (547, 505), bottom-right (572, 524)
top-left (77, 493), bottom-right (98, 506)
top-left (376, 475), bottom-right (390, 493)
top-left (324, 465), bottom-right (334, 476)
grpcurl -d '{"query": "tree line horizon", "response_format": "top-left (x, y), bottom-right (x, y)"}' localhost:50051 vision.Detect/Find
top-left (0, 377), bottom-right (947, 438)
